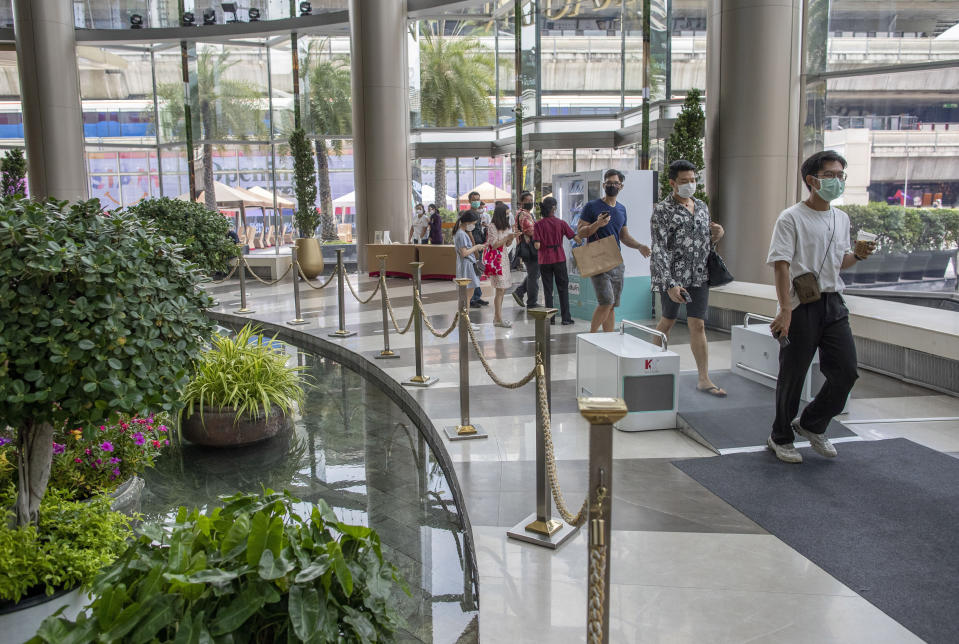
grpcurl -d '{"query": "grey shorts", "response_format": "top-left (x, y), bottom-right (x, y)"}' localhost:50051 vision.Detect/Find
top-left (590, 263), bottom-right (625, 307)
top-left (660, 284), bottom-right (710, 320)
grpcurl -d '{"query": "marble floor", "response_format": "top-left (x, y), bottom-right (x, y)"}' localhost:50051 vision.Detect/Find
top-left (207, 268), bottom-right (959, 643)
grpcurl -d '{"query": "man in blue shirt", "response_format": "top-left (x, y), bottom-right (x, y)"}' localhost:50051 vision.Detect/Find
top-left (577, 169), bottom-right (651, 332)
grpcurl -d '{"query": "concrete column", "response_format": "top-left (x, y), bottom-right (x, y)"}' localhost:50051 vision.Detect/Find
top-left (13, 0), bottom-right (88, 202)
top-left (349, 0), bottom-right (411, 268)
top-left (705, 0), bottom-right (802, 285)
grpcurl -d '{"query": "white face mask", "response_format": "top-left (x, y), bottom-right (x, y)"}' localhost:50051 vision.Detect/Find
top-left (464, 224), bottom-right (475, 232)
top-left (677, 182), bottom-right (696, 199)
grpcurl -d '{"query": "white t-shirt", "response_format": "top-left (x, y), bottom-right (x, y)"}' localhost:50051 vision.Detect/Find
top-left (766, 201), bottom-right (851, 311)
top-left (411, 213), bottom-right (430, 239)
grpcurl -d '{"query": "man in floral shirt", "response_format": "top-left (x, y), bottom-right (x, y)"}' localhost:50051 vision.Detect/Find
top-left (650, 159), bottom-right (726, 396)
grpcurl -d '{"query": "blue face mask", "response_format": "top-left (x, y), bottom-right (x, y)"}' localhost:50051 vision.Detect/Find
top-left (815, 177), bottom-right (845, 202)
top-left (470, 201), bottom-right (481, 210)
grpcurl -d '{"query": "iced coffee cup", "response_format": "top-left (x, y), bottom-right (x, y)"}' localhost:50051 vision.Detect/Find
top-left (855, 230), bottom-right (877, 257)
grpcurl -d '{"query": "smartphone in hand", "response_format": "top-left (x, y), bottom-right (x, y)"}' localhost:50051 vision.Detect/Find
top-left (681, 290), bottom-right (692, 304)
top-left (773, 330), bottom-right (791, 348)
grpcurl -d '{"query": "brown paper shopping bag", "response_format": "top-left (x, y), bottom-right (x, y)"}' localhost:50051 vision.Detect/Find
top-left (571, 235), bottom-right (624, 278)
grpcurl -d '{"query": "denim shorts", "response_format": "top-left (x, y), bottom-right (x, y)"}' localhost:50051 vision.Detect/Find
top-left (590, 263), bottom-right (625, 307)
top-left (660, 284), bottom-right (710, 320)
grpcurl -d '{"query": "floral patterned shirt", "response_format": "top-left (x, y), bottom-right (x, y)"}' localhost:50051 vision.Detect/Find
top-left (650, 194), bottom-right (712, 291)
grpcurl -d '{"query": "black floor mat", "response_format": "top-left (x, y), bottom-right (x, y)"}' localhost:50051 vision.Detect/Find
top-left (674, 438), bottom-right (959, 644)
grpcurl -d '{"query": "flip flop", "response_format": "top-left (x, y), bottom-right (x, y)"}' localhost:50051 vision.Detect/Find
top-left (697, 385), bottom-right (727, 398)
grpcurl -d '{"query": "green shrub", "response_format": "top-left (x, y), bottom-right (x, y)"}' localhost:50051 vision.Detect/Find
top-left (842, 202), bottom-right (959, 252)
top-left (183, 325), bottom-right (307, 423)
top-left (34, 490), bottom-right (407, 643)
top-left (0, 487), bottom-right (132, 603)
top-left (290, 128), bottom-right (320, 238)
top-left (126, 197), bottom-right (240, 275)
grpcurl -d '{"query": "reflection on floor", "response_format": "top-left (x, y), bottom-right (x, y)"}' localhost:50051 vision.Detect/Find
top-left (208, 271), bottom-right (959, 643)
top-left (142, 351), bottom-right (477, 644)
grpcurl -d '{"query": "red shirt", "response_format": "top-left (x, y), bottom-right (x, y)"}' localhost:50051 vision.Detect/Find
top-left (534, 217), bottom-right (576, 265)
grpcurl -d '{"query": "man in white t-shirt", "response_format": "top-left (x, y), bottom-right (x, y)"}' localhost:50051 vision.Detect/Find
top-left (765, 150), bottom-right (876, 464)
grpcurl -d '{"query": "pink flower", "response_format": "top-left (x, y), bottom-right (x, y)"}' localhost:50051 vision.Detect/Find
top-left (163, 439), bottom-right (170, 446)
top-left (74, 457), bottom-right (82, 463)
top-left (110, 468), bottom-right (120, 480)
top-left (159, 425), bottom-right (168, 432)
top-left (110, 457), bottom-right (121, 464)
top-left (99, 425), bottom-right (106, 431)
top-left (132, 432), bottom-right (145, 445)
top-left (84, 448), bottom-right (91, 455)
top-left (100, 441), bottom-right (114, 452)
top-left (151, 440), bottom-right (161, 448)
top-left (52, 442), bottom-right (66, 455)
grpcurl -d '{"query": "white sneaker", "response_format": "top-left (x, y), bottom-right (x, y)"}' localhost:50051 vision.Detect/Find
top-left (767, 437), bottom-right (803, 464)
top-left (792, 421), bottom-right (837, 458)
top-left (470, 324), bottom-right (481, 332)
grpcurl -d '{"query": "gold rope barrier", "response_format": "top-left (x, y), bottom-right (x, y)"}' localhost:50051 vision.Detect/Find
top-left (462, 309), bottom-right (538, 389)
top-left (416, 293), bottom-right (460, 338)
top-left (207, 258), bottom-right (239, 284)
top-left (296, 262), bottom-right (339, 290)
top-left (239, 256), bottom-right (293, 286)
top-left (344, 271), bottom-right (382, 304)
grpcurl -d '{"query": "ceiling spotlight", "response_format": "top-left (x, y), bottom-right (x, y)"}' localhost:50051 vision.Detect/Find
top-left (248, 7), bottom-right (260, 21)
top-left (129, 13), bottom-right (143, 29)
top-left (221, 2), bottom-right (238, 23)
top-left (181, 11), bottom-right (195, 26)
top-left (203, 8), bottom-right (217, 25)
top-left (299, 2), bottom-right (312, 17)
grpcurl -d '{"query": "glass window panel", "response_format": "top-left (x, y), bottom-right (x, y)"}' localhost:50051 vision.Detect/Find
top-left (809, 0), bottom-right (959, 74)
top-left (669, 0), bottom-right (706, 95)
top-left (195, 42), bottom-right (270, 144)
top-left (540, 0), bottom-right (622, 116)
top-left (417, 19), bottom-right (497, 128)
top-left (803, 66), bottom-right (959, 209)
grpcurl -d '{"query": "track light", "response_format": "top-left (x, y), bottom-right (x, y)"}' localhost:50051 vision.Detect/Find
top-left (299, 2), bottom-right (312, 17)
top-left (181, 11), bottom-right (195, 26)
top-left (203, 8), bottom-right (217, 25)
top-left (129, 13), bottom-right (143, 29)
top-left (248, 7), bottom-right (260, 21)
top-left (221, 2), bottom-right (238, 23)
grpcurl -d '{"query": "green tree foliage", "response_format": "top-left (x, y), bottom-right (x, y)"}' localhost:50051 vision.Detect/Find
top-left (419, 23), bottom-right (495, 206)
top-left (35, 490), bottom-right (407, 643)
top-left (660, 88), bottom-right (707, 203)
top-left (1, 148), bottom-right (26, 197)
top-left (126, 197), bottom-right (240, 275)
top-left (290, 128), bottom-right (320, 237)
top-left (0, 198), bottom-right (215, 525)
top-left (302, 43), bottom-right (353, 242)
top-left (843, 202), bottom-right (957, 252)
top-left (158, 49), bottom-right (266, 211)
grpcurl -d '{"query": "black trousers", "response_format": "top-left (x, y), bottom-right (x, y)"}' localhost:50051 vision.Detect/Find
top-left (540, 261), bottom-right (572, 323)
top-left (513, 257), bottom-right (540, 307)
top-left (772, 292), bottom-right (859, 445)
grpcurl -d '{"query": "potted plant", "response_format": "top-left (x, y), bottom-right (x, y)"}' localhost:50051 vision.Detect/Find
top-left (290, 128), bottom-right (324, 279)
top-left (179, 325), bottom-right (307, 447)
top-left (34, 490), bottom-right (408, 643)
top-left (0, 489), bottom-right (132, 642)
top-left (125, 197), bottom-right (241, 277)
top-left (0, 197), bottom-right (214, 625)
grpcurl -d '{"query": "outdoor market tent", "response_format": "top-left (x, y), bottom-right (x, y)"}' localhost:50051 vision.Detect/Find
top-left (177, 181), bottom-right (272, 209)
top-left (458, 181), bottom-right (510, 205)
top-left (246, 186), bottom-right (295, 208)
top-left (333, 185), bottom-right (455, 211)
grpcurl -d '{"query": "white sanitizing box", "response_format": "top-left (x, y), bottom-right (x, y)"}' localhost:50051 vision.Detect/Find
top-left (576, 327), bottom-right (680, 432)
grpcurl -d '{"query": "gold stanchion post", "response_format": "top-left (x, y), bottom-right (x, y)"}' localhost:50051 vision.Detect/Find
top-left (374, 255), bottom-right (399, 359)
top-left (287, 246), bottom-right (308, 326)
top-left (403, 262), bottom-right (438, 387)
top-left (444, 278), bottom-right (488, 441)
top-left (328, 248), bottom-right (356, 338)
top-left (233, 256), bottom-right (255, 314)
top-left (507, 306), bottom-right (577, 549)
top-left (580, 397), bottom-right (627, 644)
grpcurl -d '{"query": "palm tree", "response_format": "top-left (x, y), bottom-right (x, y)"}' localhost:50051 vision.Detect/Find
top-left (301, 42), bottom-right (352, 242)
top-left (418, 23), bottom-right (495, 207)
top-left (158, 48), bottom-right (265, 211)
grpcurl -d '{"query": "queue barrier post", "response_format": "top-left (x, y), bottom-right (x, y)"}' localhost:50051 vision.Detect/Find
top-left (402, 262), bottom-right (438, 387)
top-left (507, 307), bottom-right (577, 549)
top-left (374, 255), bottom-right (400, 359)
top-left (286, 247), bottom-right (308, 326)
top-left (234, 256), bottom-right (255, 315)
top-left (328, 248), bottom-right (356, 338)
top-left (444, 279), bottom-right (488, 441)
top-left (580, 396), bottom-right (627, 644)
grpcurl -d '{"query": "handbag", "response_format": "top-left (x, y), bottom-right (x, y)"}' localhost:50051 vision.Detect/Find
top-left (706, 248), bottom-right (734, 287)
top-left (516, 236), bottom-right (537, 261)
top-left (482, 245), bottom-right (503, 277)
top-left (570, 235), bottom-right (623, 278)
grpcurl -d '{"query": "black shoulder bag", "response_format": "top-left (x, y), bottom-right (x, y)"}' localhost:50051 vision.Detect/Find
top-left (706, 246), bottom-right (734, 287)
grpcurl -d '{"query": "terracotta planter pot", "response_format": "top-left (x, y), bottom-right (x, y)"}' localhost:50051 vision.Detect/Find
top-left (180, 405), bottom-right (288, 447)
top-left (295, 237), bottom-right (324, 279)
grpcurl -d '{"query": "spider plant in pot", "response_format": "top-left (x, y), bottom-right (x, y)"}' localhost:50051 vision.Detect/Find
top-left (179, 325), bottom-right (307, 447)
